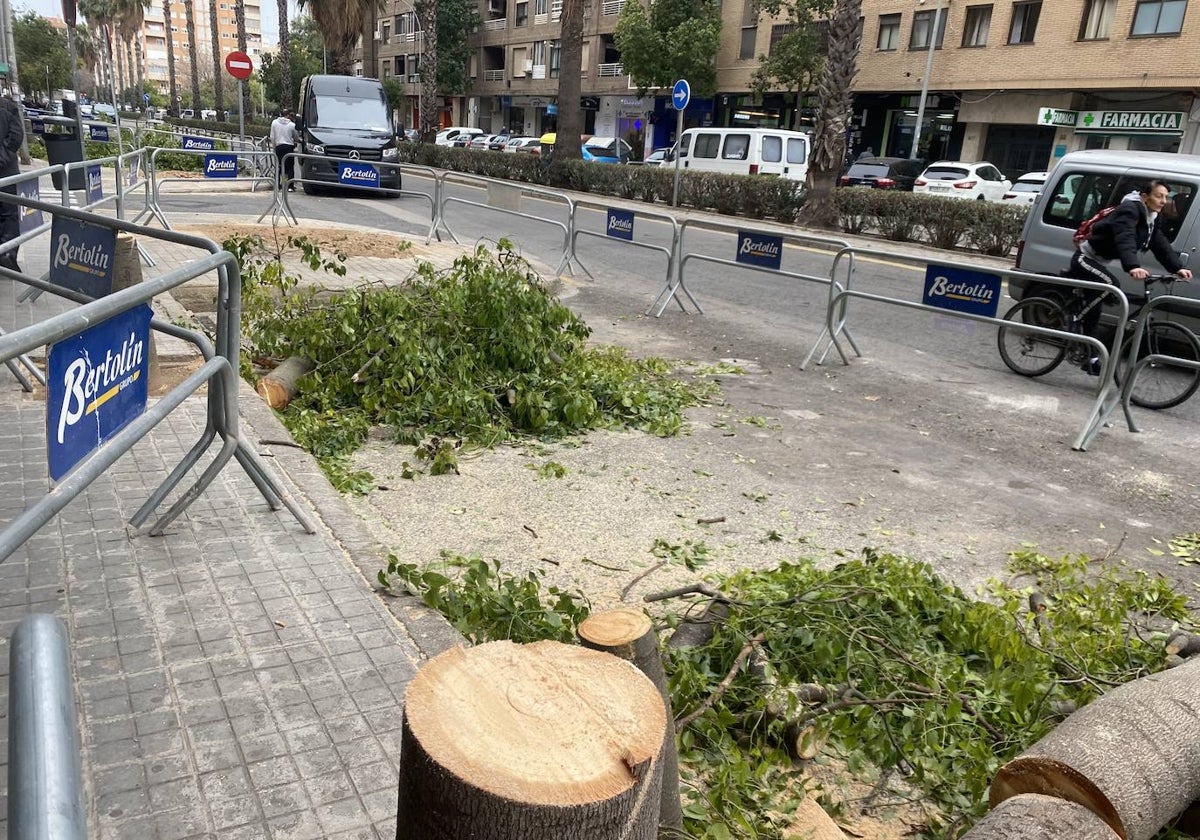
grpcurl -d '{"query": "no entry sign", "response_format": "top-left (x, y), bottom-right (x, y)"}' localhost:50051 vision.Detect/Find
top-left (225, 50), bottom-right (253, 81)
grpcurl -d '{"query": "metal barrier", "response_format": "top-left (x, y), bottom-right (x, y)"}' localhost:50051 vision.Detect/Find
top-left (802, 249), bottom-right (1130, 451)
top-left (436, 170), bottom-right (576, 275)
top-left (0, 191), bottom-right (316, 562)
top-left (147, 146), bottom-right (276, 229)
top-left (567, 198), bottom-right (680, 315)
top-left (7, 614), bottom-right (87, 840)
top-left (1113, 293), bottom-right (1200, 441)
top-left (667, 217), bottom-right (854, 324)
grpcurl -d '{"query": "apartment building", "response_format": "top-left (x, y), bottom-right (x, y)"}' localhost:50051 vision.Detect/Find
top-left (142, 0), bottom-right (264, 98)
top-left (362, 0), bottom-right (1200, 170)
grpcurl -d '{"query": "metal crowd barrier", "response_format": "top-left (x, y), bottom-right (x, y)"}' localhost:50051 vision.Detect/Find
top-left (436, 171), bottom-right (576, 275)
top-left (7, 614), bottom-right (87, 840)
top-left (146, 146), bottom-right (276, 229)
top-left (802, 249), bottom-right (1130, 451)
top-left (0, 192), bottom-right (316, 562)
top-left (1113, 293), bottom-right (1200, 443)
top-left (566, 198), bottom-right (680, 315)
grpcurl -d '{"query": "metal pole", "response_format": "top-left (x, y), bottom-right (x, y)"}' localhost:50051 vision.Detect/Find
top-left (671, 107), bottom-right (683, 207)
top-left (910, 0), bottom-right (943, 161)
top-left (66, 26), bottom-right (85, 162)
top-left (238, 79), bottom-right (245, 142)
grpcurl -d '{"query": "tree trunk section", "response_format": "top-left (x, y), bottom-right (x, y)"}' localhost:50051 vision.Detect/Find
top-left (255, 356), bottom-right (314, 409)
top-left (395, 640), bottom-right (666, 840)
top-left (665, 599), bottom-right (729, 649)
top-left (990, 657), bottom-right (1200, 840)
top-left (578, 608), bottom-right (682, 830)
top-left (788, 795), bottom-right (849, 840)
top-left (962, 793), bottom-right (1120, 840)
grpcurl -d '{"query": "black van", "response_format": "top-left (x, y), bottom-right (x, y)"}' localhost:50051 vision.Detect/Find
top-left (295, 75), bottom-right (401, 194)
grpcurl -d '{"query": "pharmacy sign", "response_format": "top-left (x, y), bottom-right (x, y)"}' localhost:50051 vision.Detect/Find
top-left (1076, 110), bottom-right (1185, 135)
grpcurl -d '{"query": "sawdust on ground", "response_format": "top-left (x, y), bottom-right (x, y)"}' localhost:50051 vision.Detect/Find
top-left (178, 223), bottom-right (433, 260)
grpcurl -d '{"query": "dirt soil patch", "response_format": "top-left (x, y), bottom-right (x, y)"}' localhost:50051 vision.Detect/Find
top-left (177, 223), bottom-right (434, 260)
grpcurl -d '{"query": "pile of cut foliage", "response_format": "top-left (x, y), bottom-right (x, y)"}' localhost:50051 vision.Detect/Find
top-left (224, 235), bottom-right (715, 490)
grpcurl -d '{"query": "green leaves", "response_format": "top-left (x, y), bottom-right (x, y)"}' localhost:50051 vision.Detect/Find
top-left (615, 0), bottom-right (722, 96)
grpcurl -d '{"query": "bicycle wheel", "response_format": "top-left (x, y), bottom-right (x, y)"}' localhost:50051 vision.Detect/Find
top-left (1118, 322), bottom-right (1200, 410)
top-left (998, 297), bottom-right (1070, 377)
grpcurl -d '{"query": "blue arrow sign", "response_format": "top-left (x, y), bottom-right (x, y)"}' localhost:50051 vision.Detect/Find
top-left (672, 79), bottom-right (690, 111)
top-left (143, 92), bottom-right (151, 104)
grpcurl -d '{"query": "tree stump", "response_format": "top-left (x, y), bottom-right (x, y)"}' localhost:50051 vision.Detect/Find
top-left (991, 657), bottom-right (1200, 840)
top-left (254, 356), bottom-right (314, 409)
top-left (578, 608), bottom-right (682, 830)
top-left (962, 793), bottom-right (1120, 839)
top-left (395, 640), bottom-right (667, 840)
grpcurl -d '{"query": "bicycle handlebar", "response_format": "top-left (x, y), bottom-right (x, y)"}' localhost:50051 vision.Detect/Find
top-left (1141, 274), bottom-right (1190, 285)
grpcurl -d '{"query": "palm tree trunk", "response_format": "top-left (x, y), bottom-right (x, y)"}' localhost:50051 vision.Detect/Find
top-left (209, 0), bottom-right (225, 116)
top-left (114, 30), bottom-right (126, 103)
top-left (164, 0), bottom-right (179, 114)
top-left (797, 0), bottom-right (861, 229)
top-left (417, 0), bottom-right (438, 141)
top-left (277, 0), bottom-right (291, 110)
top-left (135, 36), bottom-right (146, 108)
top-left (235, 0), bottom-right (248, 118)
top-left (554, 0), bottom-right (583, 163)
top-left (183, 0), bottom-right (201, 113)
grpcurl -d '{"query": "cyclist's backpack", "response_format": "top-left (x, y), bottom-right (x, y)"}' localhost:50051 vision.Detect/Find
top-left (1073, 206), bottom-right (1117, 245)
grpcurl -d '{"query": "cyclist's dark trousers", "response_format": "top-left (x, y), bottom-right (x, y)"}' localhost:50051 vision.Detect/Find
top-left (274, 143), bottom-right (295, 184)
top-left (1067, 250), bottom-right (1119, 337)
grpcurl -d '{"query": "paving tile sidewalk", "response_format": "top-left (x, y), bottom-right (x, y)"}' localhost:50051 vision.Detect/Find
top-left (0, 217), bottom-right (460, 839)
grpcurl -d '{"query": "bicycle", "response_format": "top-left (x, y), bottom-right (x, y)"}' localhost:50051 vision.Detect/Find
top-left (997, 274), bottom-right (1200, 410)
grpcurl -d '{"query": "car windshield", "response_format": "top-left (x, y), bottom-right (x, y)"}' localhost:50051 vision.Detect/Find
top-left (924, 166), bottom-right (970, 180)
top-left (1011, 181), bottom-right (1044, 193)
top-left (308, 91), bottom-right (390, 131)
top-left (847, 164), bottom-right (892, 178)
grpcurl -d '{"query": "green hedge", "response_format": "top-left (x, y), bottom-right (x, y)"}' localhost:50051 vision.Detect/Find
top-left (833, 189), bottom-right (1028, 256)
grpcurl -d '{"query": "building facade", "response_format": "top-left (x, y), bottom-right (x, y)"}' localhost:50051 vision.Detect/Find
top-left (142, 0), bottom-right (264, 97)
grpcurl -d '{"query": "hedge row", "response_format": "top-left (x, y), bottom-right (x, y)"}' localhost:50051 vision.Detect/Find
top-left (833, 189), bottom-right (1028, 256)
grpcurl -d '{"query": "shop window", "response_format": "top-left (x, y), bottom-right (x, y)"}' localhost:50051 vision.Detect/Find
top-left (877, 13), bottom-right (900, 50)
top-left (1131, 0), bottom-right (1187, 35)
top-left (1008, 1), bottom-right (1041, 44)
top-left (909, 8), bottom-right (946, 49)
top-left (961, 5), bottom-right (991, 46)
top-left (1079, 0), bottom-right (1116, 38)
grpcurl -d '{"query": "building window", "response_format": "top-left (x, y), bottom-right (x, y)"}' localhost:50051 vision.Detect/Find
top-left (516, 1), bottom-right (528, 25)
top-left (1008, 1), bottom-right (1042, 44)
top-left (877, 13), bottom-right (900, 50)
top-left (533, 39), bottom-right (546, 65)
top-left (910, 8), bottom-right (946, 49)
top-left (1131, 0), bottom-right (1187, 35)
top-left (739, 0), bottom-right (758, 59)
top-left (962, 5), bottom-right (991, 46)
top-left (535, 0), bottom-right (546, 14)
top-left (549, 39), bottom-right (561, 77)
top-left (380, 20), bottom-right (391, 44)
top-left (769, 24), bottom-right (793, 55)
top-left (1079, 0), bottom-right (1116, 38)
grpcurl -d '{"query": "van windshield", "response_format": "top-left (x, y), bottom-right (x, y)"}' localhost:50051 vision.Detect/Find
top-left (308, 91), bottom-right (390, 132)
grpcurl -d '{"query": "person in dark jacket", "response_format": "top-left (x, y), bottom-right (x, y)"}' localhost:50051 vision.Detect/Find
top-left (1067, 180), bottom-right (1192, 373)
top-left (0, 92), bottom-right (25, 271)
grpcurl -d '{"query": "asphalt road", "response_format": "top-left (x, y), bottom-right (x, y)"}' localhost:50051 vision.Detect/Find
top-left (151, 176), bottom-right (1200, 594)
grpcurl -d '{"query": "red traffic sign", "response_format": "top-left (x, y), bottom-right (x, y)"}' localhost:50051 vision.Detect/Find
top-left (225, 51), bottom-right (254, 81)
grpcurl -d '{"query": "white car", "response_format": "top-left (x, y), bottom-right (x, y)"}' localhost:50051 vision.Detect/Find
top-left (913, 161), bottom-right (1011, 202)
top-left (1001, 171), bottom-right (1048, 206)
top-left (434, 126), bottom-right (484, 147)
top-left (642, 148), bottom-right (670, 166)
top-left (504, 136), bottom-right (539, 153)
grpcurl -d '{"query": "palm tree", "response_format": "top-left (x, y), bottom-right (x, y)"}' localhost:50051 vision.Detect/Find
top-left (234, 0), bottom-right (248, 118)
top-left (554, 0), bottom-right (582, 162)
top-left (182, 0), bottom-right (201, 113)
top-left (80, 0), bottom-right (118, 103)
top-left (798, 0), bottom-right (862, 229)
top-left (298, 0), bottom-right (377, 76)
top-left (208, 0), bottom-right (225, 116)
top-left (276, 0), bottom-right (292, 110)
top-left (163, 0), bottom-right (180, 113)
top-left (415, 0), bottom-right (438, 141)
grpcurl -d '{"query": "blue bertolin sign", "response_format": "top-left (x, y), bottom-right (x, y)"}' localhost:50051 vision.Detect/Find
top-left (922, 265), bottom-right (1002, 318)
top-left (606, 208), bottom-right (634, 241)
top-left (203, 153), bottom-right (238, 178)
top-left (30, 118), bottom-right (44, 135)
top-left (17, 180), bottom-right (42, 234)
top-left (85, 165), bottom-right (103, 204)
top-left (182, 135), bottom-right (216, 151)
top-left (49, 217), bottom-right (117, 298)
top-left (46, 304), bottom-right (152, 482)
top-left (339, 161), bottom-right (380, 188)
top-left (735, 230), bottom-right (784, 270)
top-left (88, 124), bottom-right (110, 142)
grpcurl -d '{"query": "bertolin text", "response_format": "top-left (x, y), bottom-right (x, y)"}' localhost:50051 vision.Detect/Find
top-left (56, 331), bottom-right (146, 443)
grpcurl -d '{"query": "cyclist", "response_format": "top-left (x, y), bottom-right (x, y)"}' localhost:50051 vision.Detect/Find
top-left (1068, 180), bottom-right (1192, 374)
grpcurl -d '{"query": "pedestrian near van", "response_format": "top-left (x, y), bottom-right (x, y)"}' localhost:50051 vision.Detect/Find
top-left (1067, 179), bottom-right (1192, 374)
top-left (270, 108), bottom-right (299, 191)
top-left (0, 91), bottom-right (26, 271)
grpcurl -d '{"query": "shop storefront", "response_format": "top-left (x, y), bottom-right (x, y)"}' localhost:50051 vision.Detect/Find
top-left (850, 93), bottom-right (963, 162)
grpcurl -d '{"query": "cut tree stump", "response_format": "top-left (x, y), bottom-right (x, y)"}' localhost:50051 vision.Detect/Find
top-left (787, 795), bottom-right (848, 840)
top-left (990, 657), bottom-right (1200, 840)
top-left (578, 608), bottom-right (682, 830)
top-left (962, 793), bottom-right (1120, 839)
top-left (395, 640), bottom-right (667, 840)
top-left (254, 356), bottom-right (314, 409)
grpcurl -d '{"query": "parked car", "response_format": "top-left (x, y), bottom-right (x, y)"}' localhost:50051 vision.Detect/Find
top-left (435, 126), bottom-right (484, 147)
top-left (467, 134), bottom-right (496, 150)
top-left (642, 147), bottom-right (670, 167)
top-left (838, 157), bottom-right (925, 191)
top-left (402, 128), bottom-right (420, 143)
top-left (582, 136), bottom-right (632, 164)
top-left (913, 161), bottom-right (1011, 202)
top-left (504, 136), bottom-right (539, 154)
top-left (487, 134), bottom-right (511, 151)
top-left (1001, 171), bottom-right (1049, 206)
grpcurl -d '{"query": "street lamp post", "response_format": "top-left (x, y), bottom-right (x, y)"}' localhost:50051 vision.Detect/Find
top-left (910, 0), bottom-right (944, 160)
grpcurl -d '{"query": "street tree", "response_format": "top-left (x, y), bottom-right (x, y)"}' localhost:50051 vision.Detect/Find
top-left (413, 0), bottom-right (439, 141)
top-left (797, 0), bottom-right (860, 229)
top-left (116, 0), bottom-right (151, 107)
top-left (13, 12), bottom-right (72, 103)
top-left (260, 17), bottom-right (323, 108)
top-left (749, 0), bottom-right (828, 114)
top-left (276, 0), bottom-right (292, 109)
top-left (236, 0), bottom-right (250, 117)
top-left (298, 0), bottom-right (379, 76)
top-left (163, 0), bottom-right (180, 111)
top-left (183, 0), bottom-right (202, 112)
top-left (554, 0), bottom-right (583, 162)
top-left (614, 0), bottom-right (721, 97)
top-left (208, 0), bottom-right (225, 115)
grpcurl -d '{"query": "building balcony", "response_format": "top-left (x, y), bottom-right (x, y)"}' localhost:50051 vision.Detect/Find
top-left (601, 0), bottom-right (624, 15)
top-left (484, 69), bottom-right (506, 81)
top-left (483, 18), bottom-right (506, 30)
top-left (597, 62), bottom-right (624, 77)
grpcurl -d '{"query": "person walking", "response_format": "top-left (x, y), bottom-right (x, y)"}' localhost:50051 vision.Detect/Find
top-left (270, 108), bottom-right (299, 191)
top-left (0, 91), bottom-right (26, 271)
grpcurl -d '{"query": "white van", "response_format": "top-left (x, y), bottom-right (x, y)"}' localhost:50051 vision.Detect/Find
top-left (673, 127), bottom-right (810, 181)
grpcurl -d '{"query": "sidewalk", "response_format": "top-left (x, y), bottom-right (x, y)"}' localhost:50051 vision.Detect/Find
top-left (0, 212), bottom-right (461, 839)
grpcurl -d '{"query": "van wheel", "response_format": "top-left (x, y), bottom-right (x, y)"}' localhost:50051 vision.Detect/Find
top-left (302, 182), bottom-right (319, 196)
top-left (976, 195), bottom-right (986, 201)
